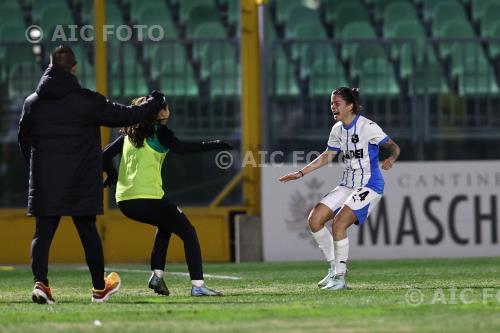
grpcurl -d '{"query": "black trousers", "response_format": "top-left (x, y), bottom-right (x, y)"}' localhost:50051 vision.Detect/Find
top-left (118, 197), bottom-right (203, 280)
top-left (31, 216), bottom-right (105, 290)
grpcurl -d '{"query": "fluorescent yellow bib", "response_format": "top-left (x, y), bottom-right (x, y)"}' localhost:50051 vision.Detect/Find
top-left (116, 136), bottom-right (168, 202)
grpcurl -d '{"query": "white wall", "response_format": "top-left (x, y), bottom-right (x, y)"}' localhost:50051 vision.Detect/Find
top-left (262, 161), bottom-right (500, 261)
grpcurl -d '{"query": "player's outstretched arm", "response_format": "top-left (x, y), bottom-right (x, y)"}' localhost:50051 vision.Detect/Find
top-left (380, 138), bottom-right (400, 170)
top-left (278, 149), bottom-right (337, 182)
top-left (157, 125), bottom-right (233, 155)
top-left (93, 90), bottom-right (165, 128)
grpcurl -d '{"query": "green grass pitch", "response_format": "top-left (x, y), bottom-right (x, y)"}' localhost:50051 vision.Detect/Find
top-left (1, 258), bottom-right (500, 332)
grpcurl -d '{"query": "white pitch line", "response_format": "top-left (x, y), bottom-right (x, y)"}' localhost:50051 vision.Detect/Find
top-left (77, 266), bottom-right (241, 280)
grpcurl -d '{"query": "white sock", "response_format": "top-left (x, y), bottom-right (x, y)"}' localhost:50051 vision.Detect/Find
top-left (191, 279), bottom-right (204, 287)
top-left (311, 227), bottom-right (335, 269)
top-left (334, 238), bottom-right (349, 275)
top-left (153, 269), bottom-right (164, 278)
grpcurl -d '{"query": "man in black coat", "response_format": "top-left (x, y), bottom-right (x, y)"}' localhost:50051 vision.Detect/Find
top-left (18, 45), bottom-right (165, 304)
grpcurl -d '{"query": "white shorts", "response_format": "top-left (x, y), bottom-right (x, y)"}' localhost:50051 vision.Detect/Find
top-left (319, 186), bottom-right (382, 225)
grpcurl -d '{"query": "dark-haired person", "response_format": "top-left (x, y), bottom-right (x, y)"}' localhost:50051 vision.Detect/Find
top-left (279, 87), bottom-right (400, 290)
top-left (102, 96), bottom-right (232, 296)
top-left (18, 45), bottom-right (166, 304)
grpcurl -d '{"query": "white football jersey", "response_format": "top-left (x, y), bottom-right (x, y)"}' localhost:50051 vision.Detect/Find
top-left (327, 115), bottom-right (389, 193)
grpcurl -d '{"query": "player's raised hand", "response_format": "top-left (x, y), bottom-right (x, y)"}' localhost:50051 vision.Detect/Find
top-left (381, 157), bottom-right (396, 170)
top-left (279, 171), bottom-right (303, 183)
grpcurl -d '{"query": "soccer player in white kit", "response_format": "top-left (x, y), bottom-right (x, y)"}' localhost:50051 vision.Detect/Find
top-left (279, 87), bottom-right (400, 290)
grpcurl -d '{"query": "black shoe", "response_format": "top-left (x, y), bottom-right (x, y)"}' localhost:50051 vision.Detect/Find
top-left (148, 273), bottom-right (170, 296)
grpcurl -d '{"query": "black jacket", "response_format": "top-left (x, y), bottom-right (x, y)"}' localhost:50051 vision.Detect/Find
top-left (18, 65), bottom-right (164, 216)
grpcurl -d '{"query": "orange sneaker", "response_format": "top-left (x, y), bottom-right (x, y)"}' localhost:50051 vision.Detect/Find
top-left (91, 272), bottom-right (121, 303)
top-left (32, 281), bottom-right (55, 305)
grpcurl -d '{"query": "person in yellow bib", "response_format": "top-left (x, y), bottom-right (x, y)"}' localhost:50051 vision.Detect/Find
top-left (102, 96), bottom-right (232, 296)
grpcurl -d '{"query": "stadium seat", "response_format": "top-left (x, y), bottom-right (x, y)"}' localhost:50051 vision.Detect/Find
top-left (0, 2), bottom-right (24, 28)
top-left (179, 0), bottom-right (216, 23)
top-left (374, 0), bottom-right (410, 21)
top-left (486, 22), bottom-right (500, 58)
top-left (324, 0), bottom-right (363, 24)
top-left (287, 22), bottom-right (326, 60)
top-left (308, 58), bottom-right (349, 97)
top-left (274, 59), bottom-right (300, 96)
top-left (8, 62), bottom-right (42, 97)
top-left (299, 43), bottom-right (335, 78)
top-left (146, 43), bottom-right (187, 74)
top-left (431, 3), bottom-right (468, 36)
top-left (110, 44), bottom-right (148, 97)
top-left (340, 21), bottom-right (376, 38)
top-left (357, 57), bottom-right (400, 96)
top-left (271, 47), bottom-right (299, 96)
top-left (351, 41), bottom-right (388, 68)
top-left (422, 0), bottom-right (461, 21)
top-left (209, 59), bottom-right (240, 97)
top-left (0, 24), bottom-right (29, 42)
top-left (472, 0), bottom-right (500, 22)
top-left (4, 46), bottom-right (35, 66)
top-left (1, 45), bottom-right (35, 82)
top-left (275, 0), bottom-right (304, 25)
top-left (200, 43), bottom-right (237, 80)
top-left (411, 63), bottom-right (449, 94)
top-left (218, 0), bottom-right (239, 25)
top-left (189, 20), bottom-right (227, 39)
top-left (32, 0), bottom-right (69, 18)
top-left (159, 59), bottom-right (199, 97)
top-left (382, 2), bottom-right (419, 35)
top-left (434, 20), bottom-right (475, 59)
top-left (449, 43), bottom-right (489, 77)
top-left (289, 20), bottom-right (326, 38)
top-left (331, 3), bottom-right (370, 35)
top-left (480, 5), bottom-right (500, 37)
top-left (284, 6), bottom-right (324, 57)
top-left (0, 0), bottom-right (20, 11)
top-left (73, 0), bottom-right (94, 23)
top-left (457, 59), bottom-right (499, 95)
top-left (266, 15), bottom-right (278, 45)
top-left (287, 6), bottom-right (321, 26)
top-left (35, 3), bottom-right (73, 26)
top-left (432, 1), bottom-right (467, 22)
top-left (106, 1), bottom-right (125, 26)
top-left (395, 44), bottom-right (439, 80)
top-left (136, 7), bottom-right (177, 39)
top-left (340, 22), bottom-right (377, 61)
top-left (384, 21), bottom-right (426, 76)
top-left (434, 18), bottom-right (475, 38)
top-left (39, 11), bottom-right (75, 42)
top-left (129, 0), bottom-right (168, 21)
top-left (190, 21), bottom-right (228, 64)
top-left (186, 5), bottom-right (222, 36)
top-left (73, 46), bottom-right (95, 90)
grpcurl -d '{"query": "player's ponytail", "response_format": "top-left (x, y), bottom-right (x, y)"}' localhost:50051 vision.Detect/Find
top-left (332, 87), bottom-right (362, 114)
top-left (120, 96), bottom-right (156, 148)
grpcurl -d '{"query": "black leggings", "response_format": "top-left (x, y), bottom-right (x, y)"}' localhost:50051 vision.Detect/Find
top-left (31, 216), bottom-right (105, 290)
top-left (118, 197), bottom-right (203, 280)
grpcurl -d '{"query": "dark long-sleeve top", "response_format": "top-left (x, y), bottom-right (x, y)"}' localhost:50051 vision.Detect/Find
top-left (102, 125), bottom-right (223, 177)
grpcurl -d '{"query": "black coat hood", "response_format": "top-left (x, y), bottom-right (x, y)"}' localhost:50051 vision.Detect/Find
top-left (35, 65), bottom-right (81, 100)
